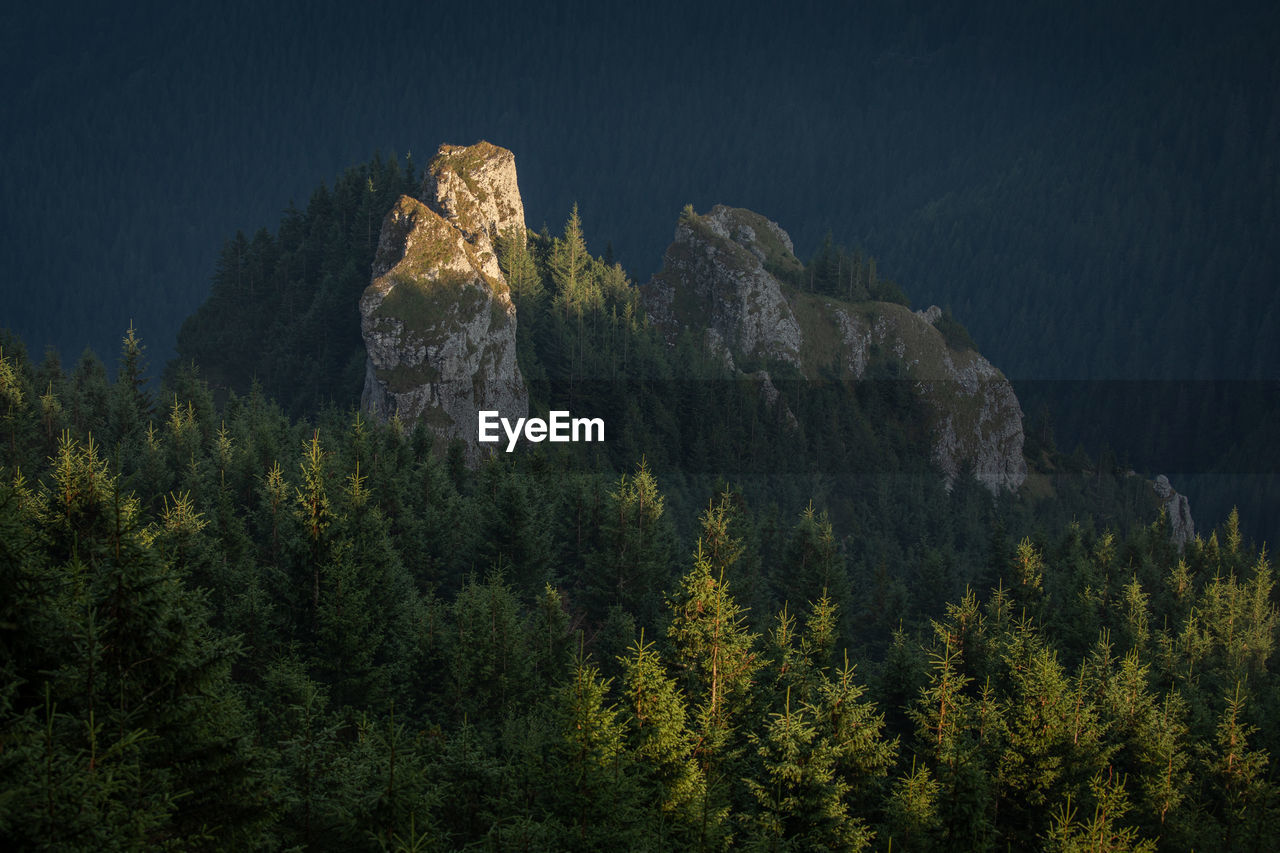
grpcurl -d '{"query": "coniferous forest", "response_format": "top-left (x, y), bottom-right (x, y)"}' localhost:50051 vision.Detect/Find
top-left (3, 170), bottom-right (1278, 849)
top-left (5, 2), bottom-right (1280, 848)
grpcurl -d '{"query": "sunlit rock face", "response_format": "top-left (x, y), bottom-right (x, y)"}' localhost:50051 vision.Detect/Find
top-left (1154, 475), bottom-right (1196, 550)
top-left (360, 142), bottom-right (527, 458)
top-left (642, 204), bottom-right (1026, 493)
top-left (421, 142), bottom-right (525, 248)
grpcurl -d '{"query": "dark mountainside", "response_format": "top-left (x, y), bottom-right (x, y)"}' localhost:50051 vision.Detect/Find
top-left (5, 0), bottom-right (1277, 539)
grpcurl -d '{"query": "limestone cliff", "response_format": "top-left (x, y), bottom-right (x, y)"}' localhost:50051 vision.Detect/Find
top-left (645, 206), bottom-right (805, 368)
top-left (1153, 475), bottom-right (1196, 550)
top-left (642, 205), bottom-right (1027, 493)
top-left (360, 142), bottom-right (527, 457)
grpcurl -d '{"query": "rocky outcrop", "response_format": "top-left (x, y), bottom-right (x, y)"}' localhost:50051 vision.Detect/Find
top-left (360, 142), bottom-right (528, 457)
top-left (641, 205), bottom-right (1026, 493)
top-left (1153, 475), bottom-right (1195, 550)
top-left (421, 142), bottom-right (525, 247)
top-left (826, 302), bottom-right (1025, 492)
top-left (644, 206), bottom-right (805, 367)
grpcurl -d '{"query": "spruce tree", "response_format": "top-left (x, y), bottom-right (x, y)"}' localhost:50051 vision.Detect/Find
top-left (585, 458), bottom-right (672, 623)
top-left (667, 542), bottom-right (762, 850)
top-left (550, 203), bottom-right (590, 313)
top-left (620, 631), bottom-right (700, 845)
top-left (548, 641), bottom-right (641, 851)
top-left (1, 433), bottom-right (268, 848)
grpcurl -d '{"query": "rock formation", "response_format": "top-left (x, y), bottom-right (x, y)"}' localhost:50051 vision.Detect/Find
top-left (642, 204), bottom-right (1027, 493)
top-left (644, 206), bottom-right (805, 368)
top-left (1153, 474), bottom-right (1196, 550)
top-left (360, 142), bottom-right (527, 457)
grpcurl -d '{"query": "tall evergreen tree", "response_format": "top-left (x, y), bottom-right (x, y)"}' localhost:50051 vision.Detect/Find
top-left (620, 631), bottom-right (701, 846)
top-left (550, 203), bottom-right (590, 314)
top-left (585, 458), bottom-right (672, 623)
top-left (668, 541), bottom-right (763, 850)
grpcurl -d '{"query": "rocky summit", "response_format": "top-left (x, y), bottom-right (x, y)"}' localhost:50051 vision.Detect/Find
top-left (360, 141), bottom-right (528, 457)
top-left (642, 205), bottom-right (1027, 493)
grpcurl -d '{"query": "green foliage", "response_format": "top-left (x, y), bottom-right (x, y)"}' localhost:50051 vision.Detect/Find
top-left (620, 631), bottom-right (701, 844)
top-left (0, 434), bottom-right (270, 849)
top-left (743, 686), bottom-right (874, 852)
top-left (2, 303), bottom-right (1278, 848)
top-left (547, 643), bottom-right (643, 850)
top-left (174, 154), bottom-right (418, 414)
top-left (550, 203), bottom-right (592, 314)
top-left (584, 458), bottom-right (674, 623)
top-left (933, 308), bottom-right (978, 352)
top-left (1044, 769), bottom-right (1157, 853)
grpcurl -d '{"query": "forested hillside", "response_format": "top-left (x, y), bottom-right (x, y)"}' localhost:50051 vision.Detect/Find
top-left (174, 155), bottom-right (418, 413)
top-left (1, 319), bottom-right (1275, 849)
top-left (5, 183), bottom-right (1278, 846)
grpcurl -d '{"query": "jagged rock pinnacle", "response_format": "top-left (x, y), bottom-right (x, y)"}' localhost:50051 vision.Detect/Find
top-left (360, 141), bottom-right (528, 458)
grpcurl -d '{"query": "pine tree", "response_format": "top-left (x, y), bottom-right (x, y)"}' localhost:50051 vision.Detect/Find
top-left (266, 661), bottom-right (360, 849)
top-left (906, 604), bottom-right (1009, 850)
top-left (779, 503), bottom-right (848, 631)
top-left (743, 685), bottom-right (873, 851)
top-left (358, 706), bottom-right (443, 851)
top-left (294, 430), bottom-right (333, 626)
top-left (1011, 536), bottom-right (1047, 617)
top-left (107, 324), bottom-right (153, 446)
top-left (585, 458), bottom-right (672, 622)
top-left (1043, 768), bottom-right (1157, 852)
top-left (2, 433), bottom-right (269, 848)
top-left (884, 758), bottom-right (942, 850)
top-left (68, 348), bottom-right (110, 438)
top-left (816, 650), bottom-right (897, 808)
top-left (995, 616), bottom-right (1104, 849)
top-left (620, 631), bottom-right (700, 845)
top-left (445, 573), bottom-right (534, 731)
top-left (1197, 684), bottom-right (1276, 849)
top-left (0, 345), bottom-right (28, 463)
top-left (475, 464), bottom-right (552, 598)
top-left (667, 542), bottom-right (762, 850)
top-left (497, 223), bottom-right (544, 304)
top-left (550, 203), bottom-right (590, 313)
top-left (548, 640), bottom-right (641, 851)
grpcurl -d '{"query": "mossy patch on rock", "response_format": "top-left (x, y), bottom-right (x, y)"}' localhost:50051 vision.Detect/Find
top-left (788, 290), bottom-right (857, 378)
top-left (375, 270), bottom-right (488, 337)
top-left (378, 360), bottom-right (441, 393)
